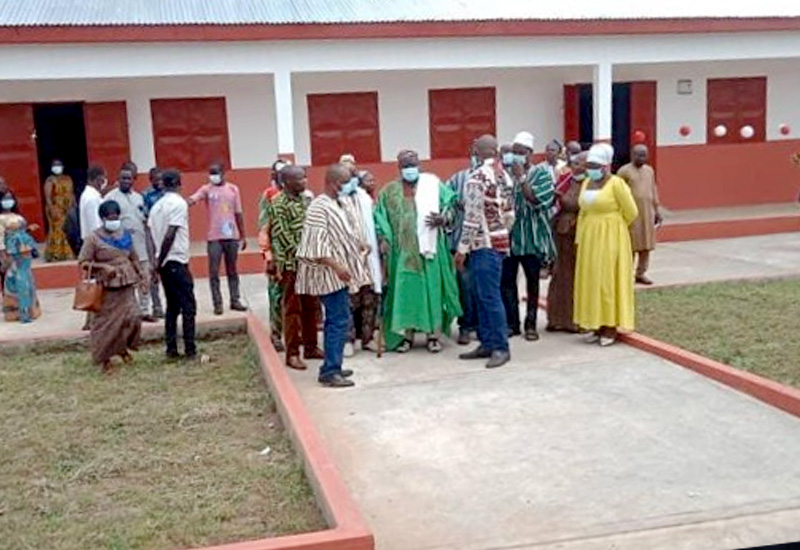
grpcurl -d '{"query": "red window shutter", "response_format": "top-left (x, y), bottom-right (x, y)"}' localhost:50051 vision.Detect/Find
top-left (429, 88), bottom-right (496, 159)
top-left (84, 102), bottom-right (131, 174)
top-left (629, 81), bottom-right (658, 169)
top-left (151, 98), bottom-right (230, 172)
top-left (0, 103), bottom-right (45, 238)
top-left (563, 85), bottom-right (580, 143)
top-left (707, 77), bottom-right (766, 144)
top-left (307, 92), bottom-right (380, 166)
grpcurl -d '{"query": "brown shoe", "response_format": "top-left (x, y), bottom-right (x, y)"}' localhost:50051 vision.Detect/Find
top-left (286, 356), bottom-right (307, 370)
top-left (304, 347), bottom-right (324, 360)
top-left (636, 275), bottom-right (654, 285)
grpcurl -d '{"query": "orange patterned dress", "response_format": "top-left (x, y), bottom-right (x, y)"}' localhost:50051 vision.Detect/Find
top-left (44, 175), bottom-right (75, 261)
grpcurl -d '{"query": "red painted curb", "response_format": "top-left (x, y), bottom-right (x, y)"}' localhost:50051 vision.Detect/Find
top-left (657, 216), bottom-right (800, 243)
top-left (620, 331), bottom-right (800, 419)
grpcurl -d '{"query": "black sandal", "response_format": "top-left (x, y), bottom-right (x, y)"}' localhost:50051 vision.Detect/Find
top-left (426, 338), bottom-right (442, 353)
top-left (396, 339), bottom-right (412, 353)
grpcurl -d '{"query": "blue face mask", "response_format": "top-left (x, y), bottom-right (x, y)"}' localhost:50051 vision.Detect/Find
top-left (401, 166), bottom-right (420, 183)
top-left (513, 154), bottom-right (528, 166)
top-left (340, 177), bottom-right (359, 197)
top-left (501, 152), bottom-right (514, 167)
top-left (586, 168), bottom-right (604, 181)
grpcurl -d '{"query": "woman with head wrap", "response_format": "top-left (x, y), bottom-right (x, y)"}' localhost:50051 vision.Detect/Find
top-left (573, 144), bottom-right (638, 346)
top-left (78, 200), bottom-right (144, 373)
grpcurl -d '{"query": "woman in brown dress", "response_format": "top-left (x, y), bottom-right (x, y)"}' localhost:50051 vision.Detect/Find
top-left (78, 200), bottom-right (143, 373)
top-left (546, 152), bottom-right (587, 333)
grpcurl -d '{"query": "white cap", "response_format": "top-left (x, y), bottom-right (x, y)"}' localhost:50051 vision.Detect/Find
top-left (512, 131), bottom-right (535, 151)
top-left (339, 153), bottom-right (356, 165)
top-left (587, 143), bottom-right (614, 166)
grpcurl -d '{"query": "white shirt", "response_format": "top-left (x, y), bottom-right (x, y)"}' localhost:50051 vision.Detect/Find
top-left (147, 191), bottom-right (190, 265)
top-left (79, 185), bottom-right (102, 240)
top-left (105, 188), bottom-right (147, 260)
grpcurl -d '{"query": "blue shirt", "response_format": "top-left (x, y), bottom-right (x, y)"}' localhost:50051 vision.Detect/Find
top-left (142, 186), bottom-right (165, 217)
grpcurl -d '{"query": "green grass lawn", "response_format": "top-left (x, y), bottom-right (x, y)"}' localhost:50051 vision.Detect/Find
top-left (0, 335), bottom-right (326, 550)
top-left (636, 277), bottom-right (800, 389)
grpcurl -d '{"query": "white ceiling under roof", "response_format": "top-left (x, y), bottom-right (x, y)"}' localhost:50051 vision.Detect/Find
top-left (0, 0), bottom-right (799, 27)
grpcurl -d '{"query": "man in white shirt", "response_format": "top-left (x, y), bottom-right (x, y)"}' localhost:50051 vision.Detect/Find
top-left (79, 165), bottom-right (106, 242)
top-left (106, 166), bottom-right (156, 321)
top-left (148, 169), bottom-right (196, 360)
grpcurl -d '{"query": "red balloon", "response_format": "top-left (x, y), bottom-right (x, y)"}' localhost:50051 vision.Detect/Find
top-left (633, 130), bottom-right (646, 143)
top-left (679, 125), bottom-right (692, 137)
top-left (780, 124), bottom-right (791, 136)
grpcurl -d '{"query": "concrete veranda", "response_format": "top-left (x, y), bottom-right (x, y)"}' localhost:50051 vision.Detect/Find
top-left (2, 233), bottom-right (800, 550)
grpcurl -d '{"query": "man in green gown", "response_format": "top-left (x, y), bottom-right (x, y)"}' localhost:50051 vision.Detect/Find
top-left (375, 150), bottom-right (462, 353)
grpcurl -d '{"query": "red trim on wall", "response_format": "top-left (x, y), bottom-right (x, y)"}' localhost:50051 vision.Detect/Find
top-left (2, 18), bottom-right (800, 44)
top-left (656, 139), bottom-right (800, 210)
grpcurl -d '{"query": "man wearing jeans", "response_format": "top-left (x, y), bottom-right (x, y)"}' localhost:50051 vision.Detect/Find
top-left (295, 165), bottom-right (371, 388)
top-left (455, 135), bottom-right (514, 369)
top-left (148, 170), bottom-right (197, 360)
top-left (189, 163), bottom-right (247, 315)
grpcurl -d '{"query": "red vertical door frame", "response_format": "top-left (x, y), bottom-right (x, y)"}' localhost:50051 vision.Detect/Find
top-left (84, 102), bottom-right (131, 176)
top-left (563, 85), bottom-right (580, 142)
top-left (0, 103), bottom-right (45, 239)
top-left (630, 81), bottom-right (658, 169)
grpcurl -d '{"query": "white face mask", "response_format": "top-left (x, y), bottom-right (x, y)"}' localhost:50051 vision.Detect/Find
top-left (104, 219), bottom-right (122, 232)
top-left (209, 174), bottom-right (223, 185)
top-left (1, 199), bottom-right (15, 211)
top-left (52, 165), bottom-right (64, 176)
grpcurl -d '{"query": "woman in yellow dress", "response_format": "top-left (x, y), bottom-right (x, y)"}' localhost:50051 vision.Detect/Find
top-left (573, 144), bottom-right (638, 346)
top-left (43, 159), bottom-right (76, 261)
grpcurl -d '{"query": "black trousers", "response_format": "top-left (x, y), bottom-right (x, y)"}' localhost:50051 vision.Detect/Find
top-left (501, 254), bottom-right (543, 333)
top-left (208, 239), bottom-right (241, 308)
top-left (159, 261), bottom-right (197, 357)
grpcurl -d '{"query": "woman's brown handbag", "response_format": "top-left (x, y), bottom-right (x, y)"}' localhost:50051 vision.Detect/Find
top-left (73, 263), bottom-right (103, 313)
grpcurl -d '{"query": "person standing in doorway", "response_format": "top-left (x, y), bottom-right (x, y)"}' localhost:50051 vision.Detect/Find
top-left (502, 131), bottom-right (556, 341)
top-left (446, 141), bottom-right (480, 346)
top-left (268, 165), bottom-right (323, 370)
top-left (295, 164), bottom-right (371, 388)
top-left (617, 144), bottom-right (662, 285)
top-left (189, 163), bottom-right (247, 315)
top-left (142, 167), bottom-right (165, 319)
top-left (375, 150), bottom-right (461, 353)
top-left (43, 159), bottom-right (75, 261)
top-left (148, 169), bottom-right (197, 360)
top-left (456, 134), bottom-right (514, 369)
top-left (106, 166), bottom-right (156, 322)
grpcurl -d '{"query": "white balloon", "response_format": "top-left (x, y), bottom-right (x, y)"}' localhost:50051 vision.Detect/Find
top-left (714, 125), bottom-right (727, 137)
top-left (740, 125), bottom-right (755, 139)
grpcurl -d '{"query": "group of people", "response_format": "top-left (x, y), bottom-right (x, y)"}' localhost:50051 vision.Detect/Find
top-left (257, 134), bottom-right (660, 387)
top-left (0, 132), bottom-right (661, 384)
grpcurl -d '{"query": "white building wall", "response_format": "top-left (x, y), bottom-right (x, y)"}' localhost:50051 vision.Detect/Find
top-left (0, 75), bottom-right (276, 170)
top-left (616, 59), bottom-right (800, 146)
top-left (292, 67), bottom-right (584, 164)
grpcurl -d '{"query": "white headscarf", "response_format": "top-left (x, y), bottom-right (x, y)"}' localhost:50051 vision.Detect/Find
top-left (587, 143), bottom-right (614, 166)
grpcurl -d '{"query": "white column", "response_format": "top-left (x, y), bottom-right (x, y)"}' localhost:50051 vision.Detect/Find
top-left (593, 62), bottom-right (613, 142)
top-left (126, 96), bottom-right (156, 170)
top-left (273, 70), bottom-right (296, 158)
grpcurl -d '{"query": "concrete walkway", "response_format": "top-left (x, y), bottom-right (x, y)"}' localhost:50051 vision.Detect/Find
top-left (3, 233), bottom-right (800, 549)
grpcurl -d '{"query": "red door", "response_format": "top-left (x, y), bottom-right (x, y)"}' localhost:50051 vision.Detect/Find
top-left (84, 102), bottom-right (131, 176)
top-left (0, 103), bottom-right (44, 239)
top-left (307, 92), bottom-right (381, 166)
top-left (429, 87), bottom-right (495, 159)
top-left (630, 81), bottom-right (658, 169)
top-left (563, 85), bottom-right (580, 142)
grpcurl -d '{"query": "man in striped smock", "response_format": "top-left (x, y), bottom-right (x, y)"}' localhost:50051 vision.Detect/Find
top-left (296, 164), bottom-right (371, 388)
top-left (501, 131), bottom-right (556, 342)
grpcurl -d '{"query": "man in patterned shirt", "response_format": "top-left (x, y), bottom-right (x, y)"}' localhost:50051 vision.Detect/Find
top-left (501, 131), bottom-right (556, 342)
top-left (269, 165), bottom-right (323, 370)
top-left (455, 134), bottom-right (514, 369)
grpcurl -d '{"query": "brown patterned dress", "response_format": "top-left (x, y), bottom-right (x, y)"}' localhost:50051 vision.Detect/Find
top-left (546, 181), bottom-right (581, 331)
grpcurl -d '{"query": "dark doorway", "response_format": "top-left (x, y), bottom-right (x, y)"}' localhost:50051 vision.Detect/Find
top-left (575, 82), bottom-right (633, 170)
top-left (33, 103), bottom-right (89, 228)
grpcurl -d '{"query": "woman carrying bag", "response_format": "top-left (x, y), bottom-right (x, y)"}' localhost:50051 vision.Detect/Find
top-left (78, 200), bottom-right (144, 374)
